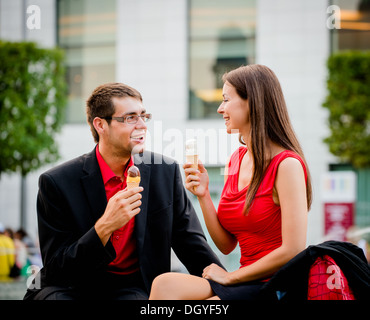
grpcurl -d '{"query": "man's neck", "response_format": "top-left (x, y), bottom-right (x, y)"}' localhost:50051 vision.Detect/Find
top-left (98, 144), bottom-right (131, 179)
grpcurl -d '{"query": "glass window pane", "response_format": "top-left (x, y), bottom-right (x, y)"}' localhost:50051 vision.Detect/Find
top-left (331, 0), bottom-right (370, 52)
top-left (58, 0), bottom-right (117, 123)
top-left (189, 0), bottom-right (256, 119)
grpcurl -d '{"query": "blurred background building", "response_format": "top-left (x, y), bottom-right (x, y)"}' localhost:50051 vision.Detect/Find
top-left (0, 0), bottom-right (369, 272)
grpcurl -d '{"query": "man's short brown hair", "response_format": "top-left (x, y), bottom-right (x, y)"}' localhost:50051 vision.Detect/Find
top-left (86, 82), bottom-right (143, 143)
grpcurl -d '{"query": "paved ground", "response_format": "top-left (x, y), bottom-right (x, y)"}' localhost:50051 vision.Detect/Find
top-left (0, 278), bottom-right (27, 300)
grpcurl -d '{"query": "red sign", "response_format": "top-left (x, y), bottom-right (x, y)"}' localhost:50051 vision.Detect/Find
top-left (324, 203), bottom-right (354, 241)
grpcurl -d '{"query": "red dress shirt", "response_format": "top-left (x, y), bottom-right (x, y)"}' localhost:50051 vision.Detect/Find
top-left (96, 146), bottom-right (139, 275)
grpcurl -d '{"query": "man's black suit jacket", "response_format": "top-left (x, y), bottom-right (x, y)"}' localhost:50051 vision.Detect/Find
top-left (35, 147), bottom-right (221, 293)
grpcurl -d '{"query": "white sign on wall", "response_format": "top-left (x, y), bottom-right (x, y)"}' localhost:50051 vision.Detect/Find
top-left (321, 171), bottom-right (357, 203)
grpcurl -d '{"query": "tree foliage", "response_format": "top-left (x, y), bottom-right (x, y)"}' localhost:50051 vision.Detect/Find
top-left (323, 51), bottom-right (370, 168)
top-left (0, 41), bottom-right (67, 177)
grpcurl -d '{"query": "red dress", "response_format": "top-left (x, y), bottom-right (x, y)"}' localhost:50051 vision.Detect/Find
top-left (217, 147), bottom-right (307, 273)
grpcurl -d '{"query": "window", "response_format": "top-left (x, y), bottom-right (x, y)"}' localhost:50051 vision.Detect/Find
top-left (58, 0), bottom-right (117, 123)
top-left (331, 0), bottom-right (370, 52)
top-left (188, 0), bottom-right (256, 119)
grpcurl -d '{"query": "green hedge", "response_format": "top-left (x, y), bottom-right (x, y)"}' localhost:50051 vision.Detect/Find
top-left (0, 41), bottom-right (67, 176)
top-left (323, 51), bottom-right (370, 168)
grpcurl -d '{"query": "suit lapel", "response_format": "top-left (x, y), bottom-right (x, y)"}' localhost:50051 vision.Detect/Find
top-left (134, 152), bottom-right (151, 256)
top-left (81, 148), bottom-right (107, 223)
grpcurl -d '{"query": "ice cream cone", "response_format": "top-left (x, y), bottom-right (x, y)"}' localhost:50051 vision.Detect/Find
top-left (186, 154), bottom-right (198, 170)
top-left (126, 176), bottom-right (141, 189)
top-left (127, 166), bottom-right (141, 189)
top-left (185, 139), bottom-right (199, 191)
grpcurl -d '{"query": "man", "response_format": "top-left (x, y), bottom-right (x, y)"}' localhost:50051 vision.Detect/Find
top-left (24, 83), bottom-right (222, 300)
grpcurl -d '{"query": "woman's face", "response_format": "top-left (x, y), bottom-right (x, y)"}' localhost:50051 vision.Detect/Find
top-left (217, 81), bottom-right (250, 137)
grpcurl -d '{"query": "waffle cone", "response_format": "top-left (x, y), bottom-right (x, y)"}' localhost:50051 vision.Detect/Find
top-left (186, 154), bottom-right (198, 169)
top-left (186, 154), bottom-right (198, 192)
top-left (126, 177), bottom-right (140, 189)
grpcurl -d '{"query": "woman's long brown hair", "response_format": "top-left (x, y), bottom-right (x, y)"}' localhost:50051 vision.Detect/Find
top-left (222, 64), bottom-right (312, 214)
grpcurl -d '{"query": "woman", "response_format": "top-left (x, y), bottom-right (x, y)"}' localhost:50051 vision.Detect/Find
top-left (149, 64), bottom-right (312, 300)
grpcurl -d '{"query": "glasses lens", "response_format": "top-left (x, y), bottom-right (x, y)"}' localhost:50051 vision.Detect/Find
top-left (124, 113), bottom-right (152, 124)
top-left (124, 115), bottom-right (136, 124)
top-left (144, 114), bottom-right (152, 122)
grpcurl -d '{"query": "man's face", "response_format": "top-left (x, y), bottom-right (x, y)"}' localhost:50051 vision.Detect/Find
top-left (105, 96), bottom-right (147, 157)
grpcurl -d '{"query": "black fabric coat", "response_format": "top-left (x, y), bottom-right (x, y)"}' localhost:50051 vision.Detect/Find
top-left (258, 240), bottom-right (370, 300)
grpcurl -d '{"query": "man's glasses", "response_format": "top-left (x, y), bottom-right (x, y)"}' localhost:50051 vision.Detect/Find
top-left (102, 113), bottom-right (152, 124)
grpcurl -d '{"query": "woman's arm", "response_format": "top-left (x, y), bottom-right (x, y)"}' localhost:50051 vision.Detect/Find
top-left (183, 161), bottom-right (237, 254)
top-left (202, 157), bottom-right (308, 284)
top-left (198, 192), bottom-right (237, 254)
